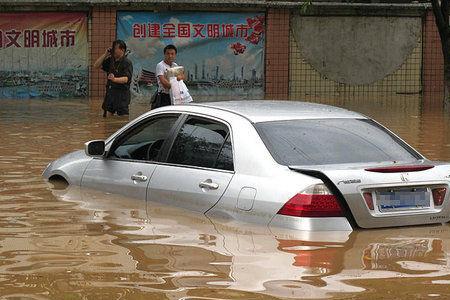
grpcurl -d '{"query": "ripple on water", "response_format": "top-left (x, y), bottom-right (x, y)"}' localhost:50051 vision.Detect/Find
top-left (0, 99), bottom-right (450, 299)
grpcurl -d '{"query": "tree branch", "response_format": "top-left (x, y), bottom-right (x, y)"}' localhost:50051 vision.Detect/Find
top-left (432, 0), bottom-right (445, 29)
top-left (432, 0), bottom-right (449, 43)
top-left (442, 0), bottom-right (449, 28)
top-left (300, 0), bottom-right (312, 13)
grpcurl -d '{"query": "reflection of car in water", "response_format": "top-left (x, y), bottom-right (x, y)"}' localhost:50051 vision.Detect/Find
top-left (43, 101), bottom-right (450, 231)
top-left (50, 185), bottom-right (450, 299)
top-left (362, 238), bottom-right (445, 272)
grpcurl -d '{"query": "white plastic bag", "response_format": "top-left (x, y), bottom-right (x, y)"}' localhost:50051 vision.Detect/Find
top-left (169, 77), bottom-right (193, 105)
top-left (179, 80), bottom-right (193, 104)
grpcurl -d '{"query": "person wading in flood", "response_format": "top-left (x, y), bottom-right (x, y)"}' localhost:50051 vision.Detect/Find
top-left (152, 44), bottom-right (184, 109)
top-left (94, 40), bottom-right (133, 117)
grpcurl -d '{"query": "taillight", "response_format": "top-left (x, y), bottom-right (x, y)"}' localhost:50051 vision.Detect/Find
top-left (277, 184), bottom-right (343, 217)
top-left (432, 187), bottom-right (447, 206)
top-left (363, 192), bottom-right (374, 210)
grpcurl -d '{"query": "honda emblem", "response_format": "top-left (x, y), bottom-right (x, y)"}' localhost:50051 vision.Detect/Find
top-left (400, 173), bottom-right (409, 182)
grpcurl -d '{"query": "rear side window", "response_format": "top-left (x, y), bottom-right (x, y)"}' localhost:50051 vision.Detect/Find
top-left (168, 117), bottom-right (233, 170)
top-left (256, 118), bottom-right (420, 166)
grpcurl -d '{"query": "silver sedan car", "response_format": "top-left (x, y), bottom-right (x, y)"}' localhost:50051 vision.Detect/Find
top-left (43, 101), bottom-right (450, 231)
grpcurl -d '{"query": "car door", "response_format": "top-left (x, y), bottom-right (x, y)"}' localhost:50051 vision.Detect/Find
top-left (81, 113), bottom-right (181, 200)
top-left (147, 115), bottom-right (235, 212)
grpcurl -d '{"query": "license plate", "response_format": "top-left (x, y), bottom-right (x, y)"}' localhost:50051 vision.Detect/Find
top-left (377, 188), bottom-right (430, 211)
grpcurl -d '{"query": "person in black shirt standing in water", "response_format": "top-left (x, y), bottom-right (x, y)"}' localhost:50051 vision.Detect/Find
top-left (94, 40), bottom-right (133, 117)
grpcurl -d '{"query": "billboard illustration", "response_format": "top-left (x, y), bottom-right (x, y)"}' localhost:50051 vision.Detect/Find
top-left (117, 11), bottom-right (265, 102)
top-left (0, 12), bottom-right (88, 99)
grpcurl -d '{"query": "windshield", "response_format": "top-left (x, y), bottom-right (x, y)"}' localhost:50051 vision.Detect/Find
top-left (255, 118), bottom-right (421, 166)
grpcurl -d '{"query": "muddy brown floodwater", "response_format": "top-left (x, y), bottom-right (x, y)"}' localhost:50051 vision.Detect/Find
top-left (1, 98), bottom-right (450, 300)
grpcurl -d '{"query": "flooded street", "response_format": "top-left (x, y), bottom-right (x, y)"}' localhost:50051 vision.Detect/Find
top-left (1, 98), bottom-right (450, 299)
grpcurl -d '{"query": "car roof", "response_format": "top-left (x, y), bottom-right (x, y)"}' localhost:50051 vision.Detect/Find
top-left (186, 100), bottom-right (367, 123)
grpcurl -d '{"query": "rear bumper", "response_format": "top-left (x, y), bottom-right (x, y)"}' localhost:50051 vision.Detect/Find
top-left (269, 215), bottom-right (353, 231)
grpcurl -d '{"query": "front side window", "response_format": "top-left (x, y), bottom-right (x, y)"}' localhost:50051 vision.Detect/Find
top-left (167, 117), bottom-right (233, 170)
top-left (111, 115), bottom-right (179, 161)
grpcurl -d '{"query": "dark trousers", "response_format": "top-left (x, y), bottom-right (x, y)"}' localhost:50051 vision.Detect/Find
top-left (103, 88), bottom-right (130, 116)
top-left (159, 93), bottom-right (171, 107)
top-left (151, 92), bottom-right (171, 109)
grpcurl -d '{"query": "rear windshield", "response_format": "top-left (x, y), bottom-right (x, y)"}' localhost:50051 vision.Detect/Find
top-left (255, 118), bottom-right (420, 166)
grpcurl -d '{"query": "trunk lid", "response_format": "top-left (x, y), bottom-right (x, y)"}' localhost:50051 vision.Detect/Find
top-left (290, 161), bottom-right (450, 228)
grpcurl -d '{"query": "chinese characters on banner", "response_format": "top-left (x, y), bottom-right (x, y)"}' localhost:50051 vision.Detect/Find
top-left (0, 29), bottom-right (76, 48)
top-left (130, 22), bottom-right (262, 41)
top-left (117, 12), bottom-right (265, 102)
top-left (0, 12), bottom-right (88, 99)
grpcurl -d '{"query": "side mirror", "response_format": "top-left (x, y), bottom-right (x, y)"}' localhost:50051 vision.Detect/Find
top-left (85, 140), bottom-right (105, 157)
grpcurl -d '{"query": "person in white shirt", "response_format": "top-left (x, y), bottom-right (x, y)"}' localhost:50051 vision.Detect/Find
top-left (153, 44), bottom-right (184, 108)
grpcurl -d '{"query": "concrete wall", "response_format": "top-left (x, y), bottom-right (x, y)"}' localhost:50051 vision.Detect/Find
top-left (291, 16), bottom-right (422, 85)
top-left (1, 3), bottom-right (446, 107)
top-left (289, 14), bottom-right (424, 103)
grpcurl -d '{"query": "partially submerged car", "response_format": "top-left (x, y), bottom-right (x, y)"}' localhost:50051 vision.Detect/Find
top-left (43, 101), bottom-right (450, 231)
top-left (51, 185), bottom-right (450, 297)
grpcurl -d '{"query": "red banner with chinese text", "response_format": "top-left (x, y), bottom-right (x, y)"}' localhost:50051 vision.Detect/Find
top-left (0, 12), bottom-right (88, 99)
top-left (117, 11), bottom-right (265, 101)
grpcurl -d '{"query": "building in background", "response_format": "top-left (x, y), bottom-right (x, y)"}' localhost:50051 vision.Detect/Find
top-left (0, 0), bottom-right (444, 107)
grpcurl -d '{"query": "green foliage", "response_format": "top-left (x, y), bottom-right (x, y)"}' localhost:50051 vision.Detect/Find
top-left (300, 0), bottom-right (312, 13)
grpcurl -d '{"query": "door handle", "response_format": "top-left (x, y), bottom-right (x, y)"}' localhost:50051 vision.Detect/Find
top-left (131, 173), bottom-right (148, 182)
top-left (199, 179), bottom-right (219, 190)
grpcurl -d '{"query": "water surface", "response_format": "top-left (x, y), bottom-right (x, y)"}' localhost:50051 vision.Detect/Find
top-left (0, 98), bottom-right (450, 299)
